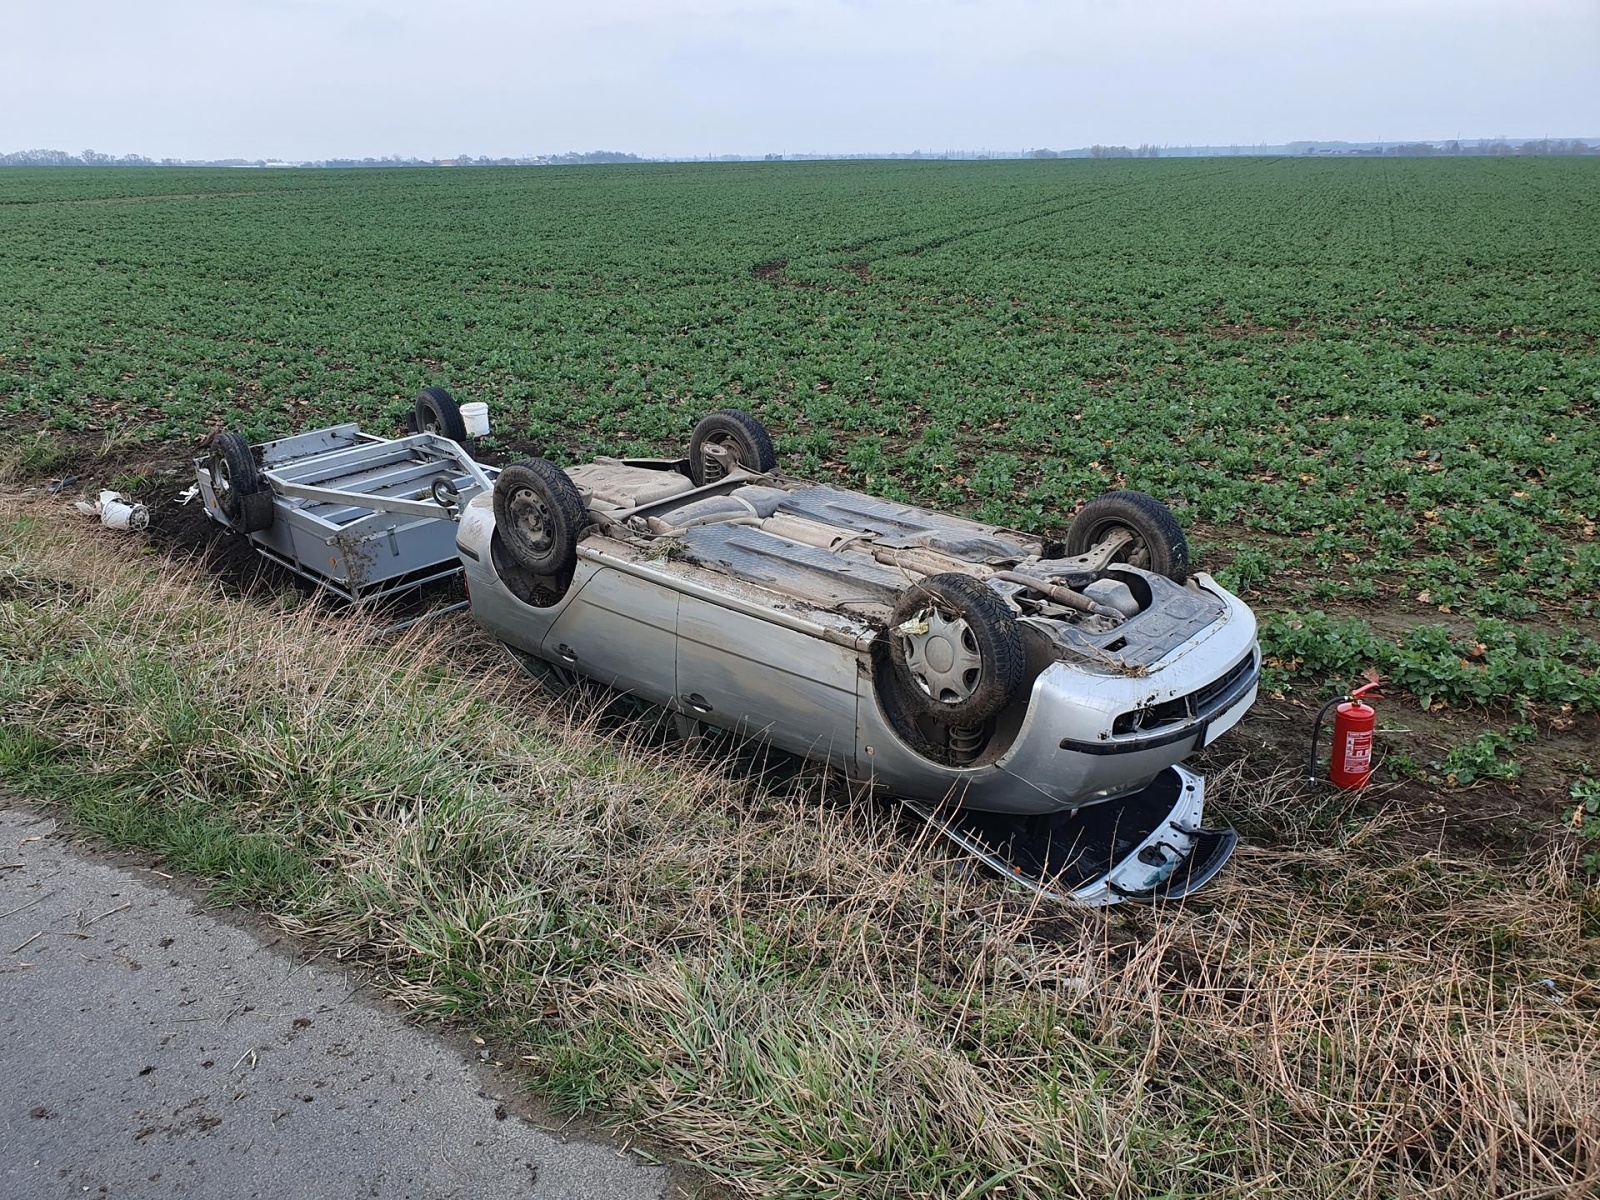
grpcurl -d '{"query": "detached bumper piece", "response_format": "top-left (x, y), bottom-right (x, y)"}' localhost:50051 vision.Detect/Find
top-left (903, 765), bottom-right (1237, 906)
top-left (1107, 826), bottom-right (1238, 903)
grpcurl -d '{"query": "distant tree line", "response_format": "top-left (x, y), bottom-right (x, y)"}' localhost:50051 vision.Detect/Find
top-left (1, 148), bottom-right (289, 167)
top-left (2, 148), bottom-right (163, 166)
top-left (1083, 145), bottom-right (1163, 159)
top-left (1035, 139), bottom-right (1600, 160)
top-left (1379, 139), bottom-right (1594, 156)
top-left (439, 151), bottom-right (645, 166)
top-left (0, 148), bottom-right (651, 169)
top-left (6, 142), bottom-right (1597, 169)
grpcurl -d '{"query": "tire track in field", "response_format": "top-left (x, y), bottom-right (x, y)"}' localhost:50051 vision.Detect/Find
top-left (0, 191), bottom-right (263, 208)
top-left (829, 172), bottom-right (1155, 264)
top-left (1377, 157), bottom-right (1403, 274)
top-left (816, 173), bottom-right (1145, 263)
top-left (828, 157), bottom-right (1287, 271)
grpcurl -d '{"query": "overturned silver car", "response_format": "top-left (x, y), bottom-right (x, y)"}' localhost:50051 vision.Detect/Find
top-left (459, 409), bottom-right (1260, 905)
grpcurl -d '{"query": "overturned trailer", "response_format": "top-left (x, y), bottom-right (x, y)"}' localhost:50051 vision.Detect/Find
top-left (195, 393), bottom-right (493, 601)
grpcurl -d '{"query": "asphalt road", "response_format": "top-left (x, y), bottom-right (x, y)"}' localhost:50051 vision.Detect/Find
top-left (0, 807), bottom-right (674, 1200)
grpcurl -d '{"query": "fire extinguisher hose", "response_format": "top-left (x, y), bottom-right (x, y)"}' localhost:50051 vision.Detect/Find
top-left (1307, 693), bottom-right (1350, 783)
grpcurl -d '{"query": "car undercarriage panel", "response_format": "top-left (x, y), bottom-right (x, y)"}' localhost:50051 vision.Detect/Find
top-left (680, 522), bottom-right (909, 612)
top-left (1037, 572), bottom-right (1229, 668)
top-left (772, 485), bottom-right (1040, 560)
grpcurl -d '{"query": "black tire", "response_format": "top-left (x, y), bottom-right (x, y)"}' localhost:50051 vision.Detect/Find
top-left (430, 475), bottom-right (461, 509)
top-left (887, 573), bottom-right (1026, 726)
top-left (415, 386), bottom-right (468, 443)
top-left (1066, 490), bottom-right (1191, 583)
top-left (235, 488), bottom-right (275, 534)
top-left (208, 431), bottom-right (273, 532)
top-left (687, 409), bottom-right (778, 485)
top-left (493, 458), bottom-right (587, 575)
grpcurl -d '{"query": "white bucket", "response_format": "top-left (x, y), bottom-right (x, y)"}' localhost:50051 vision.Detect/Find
top-left (460, 401), bottom-right (491, 438)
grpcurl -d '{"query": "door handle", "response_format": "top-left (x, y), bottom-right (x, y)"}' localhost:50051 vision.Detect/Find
top-left (554, 643), bottom-right (578, 665)
top-left (682, 692), bottom-right (713, 714)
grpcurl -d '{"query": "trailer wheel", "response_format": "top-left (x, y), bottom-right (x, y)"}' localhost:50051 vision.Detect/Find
top-left (494, 458), bottom-right (586, 575)
top-left (415, 386), bottom-right (468, 444)
top-left (208, 431), bottom-right (273, 533)
top-left (688, 409), bottom-right (778, 485)
top-left (1066, 490), bottom-right (1191, 583)
top-left (887, 573), bottom-right (1026, 726)
top-left (235, 488), bottom-right (276, 534)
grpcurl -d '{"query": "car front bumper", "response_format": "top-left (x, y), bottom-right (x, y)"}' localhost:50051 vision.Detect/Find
top-left (903, 763), bottom-right (1235, 906)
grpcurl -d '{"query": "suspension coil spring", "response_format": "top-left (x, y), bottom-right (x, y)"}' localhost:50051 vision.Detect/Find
top-left (948, 723), bottom-right (986, 765)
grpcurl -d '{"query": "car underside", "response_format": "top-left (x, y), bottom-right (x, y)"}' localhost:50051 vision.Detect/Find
top-left (456, 409), bottom-right (1260, 903)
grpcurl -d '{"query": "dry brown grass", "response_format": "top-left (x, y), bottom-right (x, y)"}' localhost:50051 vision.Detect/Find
top-left (2, 495), bottom-right (1597, 1199)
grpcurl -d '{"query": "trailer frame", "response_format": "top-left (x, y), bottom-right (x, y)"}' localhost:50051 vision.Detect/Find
top-left (196, 422), bottom-right (496, 603)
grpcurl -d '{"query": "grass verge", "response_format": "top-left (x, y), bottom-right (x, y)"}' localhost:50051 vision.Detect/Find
top-left (1, 497), bottom-right (1597, 1199)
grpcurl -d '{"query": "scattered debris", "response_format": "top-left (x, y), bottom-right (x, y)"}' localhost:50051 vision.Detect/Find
top-left (74, 489), bottom-right (150, 531)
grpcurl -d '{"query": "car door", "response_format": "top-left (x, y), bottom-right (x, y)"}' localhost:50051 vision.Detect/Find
top-left (675, 596), bottom-right (859, 770)
top-left (539, 565), bottom-right (679, 706)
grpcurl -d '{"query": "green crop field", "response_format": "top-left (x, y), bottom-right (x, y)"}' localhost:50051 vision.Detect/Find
top-left (2, 156), bottom-right (1598, 830)
top-left (4, 158), bottom-right (1600, 1198)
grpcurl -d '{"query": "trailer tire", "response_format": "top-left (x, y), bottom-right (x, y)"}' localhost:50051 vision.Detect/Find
top-left (688, 409), bottom-right (778, 485)
top-left (208, 431), bottom-right (273, 532)
top-left (494, 458), bottom-right (586, 576)
top-left (235, 488), bottom-right (276, 534)
top-left (415, 386), bottom-right (468, 444)
top-left (887, 573), bottom-right (1026, 726)
top-left (1066, 490), bottom-right (1191, 583)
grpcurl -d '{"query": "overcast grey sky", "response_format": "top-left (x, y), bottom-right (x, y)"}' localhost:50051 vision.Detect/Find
top-left (4, 1), bottom-right (1597, 159)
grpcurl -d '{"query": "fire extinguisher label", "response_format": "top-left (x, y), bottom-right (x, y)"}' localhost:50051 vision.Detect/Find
top-left (1343, 731), bottom-right (1372, 772)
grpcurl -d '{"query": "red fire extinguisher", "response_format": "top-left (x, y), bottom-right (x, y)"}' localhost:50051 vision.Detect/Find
top-left (1309, 682), bottom-right (1382, 789)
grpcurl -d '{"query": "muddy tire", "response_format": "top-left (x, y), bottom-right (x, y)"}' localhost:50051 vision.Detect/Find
top-left (208, 431), bottom-right (273, 533)
top-left (235, 488), bottom-right (275, 534)
top-left (1066, 490), bottom-right (1191, 583)
top-left (415, 386), bottom-right (468, 443)
top-left (887, 573), bottom-right (1026, 726)
top-left (493, 458), bottom-right (586, 575)
top-left (688, 409), bottom-right (777, 485)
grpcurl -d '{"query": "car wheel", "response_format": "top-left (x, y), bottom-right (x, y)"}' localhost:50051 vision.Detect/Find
top-left (415, 386), bottom-right (468, 443)
top-left (887, 573), bottom-right (1026, 726)
top-left (687, 409), bottom-right (778, 485)
top-left (493, 458), bottom-right (587, 575)
top-left (208, 431), bottom-right (274, 533)
top-left (1066, 490), bottom-right (1191, 582)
